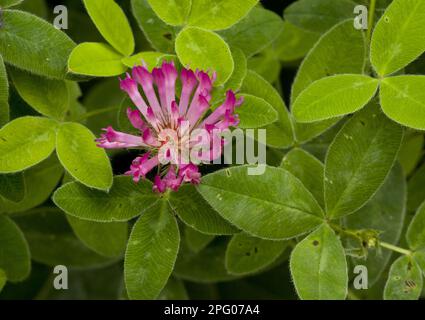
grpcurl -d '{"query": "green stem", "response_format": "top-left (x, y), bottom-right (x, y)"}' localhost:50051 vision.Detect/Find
top-left (380, 242), bottom-right (412, 256)
top-left (75, 106), bottom-right (121, 121)
top-left (366, 0), bottom-right (377, 45)
top-left (330, 223), bottom-right (412, 256)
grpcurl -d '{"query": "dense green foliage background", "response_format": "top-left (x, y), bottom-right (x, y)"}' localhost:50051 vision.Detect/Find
top-left (0, 0), bottom-right (425, 300)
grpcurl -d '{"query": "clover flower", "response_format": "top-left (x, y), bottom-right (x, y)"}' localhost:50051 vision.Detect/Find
top-left (96, 61), bottom-right (243, 193)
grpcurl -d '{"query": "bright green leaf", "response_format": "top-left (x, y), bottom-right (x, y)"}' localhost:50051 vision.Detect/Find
top-left (371, 0), bottom-right (425, 76)
top-left (0, 116), bottom-right (57, 173)
top-left (380, 76), bottom-right (425, 130)
top-left (224, 47), bottom-right (247, 91)
top-left (121, 51), bottom-right (175, 69)
top-left (56, 122), bottom-right (113, 191)
top-left (175, 27), bottom-right (234, 86)
top-left (325, 103), bottom-right (403, 218)
top-left (125, 200), bottom-right (179, 300)
top-left (10, 68), bottom-right (69, 120)
top-left (0, 10), bottom-right (75, 79)
top-left (188, 0), bottom-right (258, 31)
top-left (147, 0), bottom-right (191, 26)
top-left (225, 233), bottom-right (287, 276)
top-left (68, 43), bottom-right (127, 77)
top-left (169, 184), bottom-right (238, 235)
top-left (198, 166), bottom-right (324, 240)
top-left (0, 214), bottom-right (30, 282)
top-left (281, 148), bottom-right (325, 208)
top-left (290, 224), bottom-right (348, 300)
top-left (384, 255), bottom-right (423, 300)
top-left (83, 0), bottom-right (134, 56)
top-left (291, 20), bottom-right (366, 103)
top-left (237, 94), bottom-right (278, 129)
top-left (53, 176), bottom-right (158, 222)
top-left (292, 74), bottom-right (379, 123)
top-left (67, 215), bottom-right (128, 258)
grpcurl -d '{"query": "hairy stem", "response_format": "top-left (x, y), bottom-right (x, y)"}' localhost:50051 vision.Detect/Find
top-left (367, 0), bottom-right (377, 44)
top-left (379, 242), bottom-right (412, 256)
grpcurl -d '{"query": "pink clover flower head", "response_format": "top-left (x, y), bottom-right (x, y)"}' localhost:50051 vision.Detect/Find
top-left (96, 61), bottom-right (243, 193)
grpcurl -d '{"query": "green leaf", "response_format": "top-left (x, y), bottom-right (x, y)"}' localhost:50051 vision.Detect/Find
top-left (225, 233), bottom-right (287, 276)
top-left (68, 43), bottom-right (127, 77)
top-left (56, 122), bottom-right (113, 191)
top-left (237, 94), bottom-right (278, 129)
top-left (83, 0), bottom-right (134, 56)
top-left (292, 74), bottom-right (379, 123)
top-left (291, 20), bottom-right (366, 104)
top-left (277, 21), bottom-right (320, 62)
top-left (188, 0), bottom-right (258, 31)
top-left (241, 70), bottom-right (294, 148)
top-left (0, 10), bottom-right (75, 79)
top-left (121, 51), bottom-right (175, 69)
top-left (219, 7), bottom-right (284, 58)
top-left (398, 132), bottom-right (424, 177)
top-left (407, 163), bottom-right (425, 212)
top-left (407, 201), bottom-right (425, 250)
top-left (345, 163), bottom-right (406, 286)
top-left (384, 256), bottom-right (423, 300)
top-left (0, 214), bottom-right (30, 282)
top-left (10, 68), bottom-right (69, 120)
top-left (380, 76), bottom-right (425, 130)
top-left (0, 155), bottom-right (63, 214)
top-left (15, 208), bottom-right (114, 268)
top-left (147, 0), bottom-right (191, 26)
top-left (371, 0), bottom-right (425, 76)
top-left (0, 55), bottom-right (9, 127)
top-left (125, 200), bottom-right (179, 300)
top-left (169, 184), bottom-right (238, 235)
top-left (198, 166), bottom-right (324, 240)
top-left (0, 116), bottom-right (57, 173)
top-left (413, 251), bottom-right (425, 275)
top-left (0, 0), bottom-right (23, 7)
top-left (53, 176), bottom-right (158, 222)
top-left (131, 0), bottom-right (178, 53)
top-left (224, 47), bottom-right (247, 91)
top-left (284, 0), bottom-right (356, 33)
top-left (67, 215), bottom-right (128, 258)
top-left (0, 173), bottom-right (25, 203)
top-left (174, 238), bottom-right (238, 283)
top-left (184, 226), bottom-right (214, 253)
top-left (325, 103), bottom-right (403, 218)
top-left (175, 27), bottom-right (234, 86)
top-left (290, 224), bottom-right (348, 300)
top-left (281, 148), bottom-right (325, 208)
